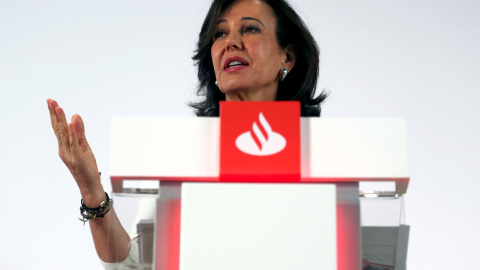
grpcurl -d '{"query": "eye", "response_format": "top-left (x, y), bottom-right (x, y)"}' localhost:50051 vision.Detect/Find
top-left (213, 30), bottom-right (227, 40)
top-left (244, 25), bottom-right (260, 33)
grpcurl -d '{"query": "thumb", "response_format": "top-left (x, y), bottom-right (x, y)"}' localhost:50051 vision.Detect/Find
top-left (72, 114), bottom-right (89, 150)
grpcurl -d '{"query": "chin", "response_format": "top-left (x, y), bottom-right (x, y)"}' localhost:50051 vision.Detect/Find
top-left (220, 82), bottom-right (250, 95)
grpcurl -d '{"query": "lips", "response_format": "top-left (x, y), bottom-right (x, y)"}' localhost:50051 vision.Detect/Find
top-left (224, 56), bottom-right (249, 71)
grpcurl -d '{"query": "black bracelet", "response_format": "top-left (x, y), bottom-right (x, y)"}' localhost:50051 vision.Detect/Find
top-left (79, 192), bottom-right (113, 226)
top-left (81, 192), bottom-right (110, 210)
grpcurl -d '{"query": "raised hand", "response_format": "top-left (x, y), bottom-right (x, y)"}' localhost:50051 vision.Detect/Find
top-left (47, 99), bottom-right (105, 206)
top-left (47, 99), bottom-right (131, 262)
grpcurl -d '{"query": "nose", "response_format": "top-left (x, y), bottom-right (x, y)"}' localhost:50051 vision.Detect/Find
top-left (225, 32), bottom-right (243, 51)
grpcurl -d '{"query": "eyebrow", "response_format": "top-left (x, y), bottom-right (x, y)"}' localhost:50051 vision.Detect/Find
top-left (216, 17), bottom-right (265, 27)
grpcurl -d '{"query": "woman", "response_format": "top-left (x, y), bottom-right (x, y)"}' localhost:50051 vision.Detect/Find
top-left (192, 0), bottom-right (326, 116)
top-left (47, 0), bottom-right (326, 266)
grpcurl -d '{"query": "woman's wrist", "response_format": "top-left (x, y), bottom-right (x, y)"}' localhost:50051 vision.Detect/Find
top-left (76, 171), bottom-right (105, 207)
top-left (80, 186), bottom-right (106, 208)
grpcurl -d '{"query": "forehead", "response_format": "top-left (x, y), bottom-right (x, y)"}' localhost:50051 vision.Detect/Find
top-left (219, 0), bottom-right (276, 24)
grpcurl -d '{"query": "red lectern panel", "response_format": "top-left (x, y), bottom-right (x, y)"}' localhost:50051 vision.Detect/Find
top-left (219, 101), bottom-right (301, 182)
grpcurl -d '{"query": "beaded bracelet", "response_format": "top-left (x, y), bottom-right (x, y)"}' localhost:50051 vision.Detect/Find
top-left (79, 192), bottom-right (113, 225)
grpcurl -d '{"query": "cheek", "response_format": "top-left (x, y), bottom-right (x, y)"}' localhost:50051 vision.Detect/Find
top-left (211, 44), bottom-right (222, 74)
top-left (211, 44), bottom-right (218, 59)
top-left (251, 40), bottom-right (283, 69)
top-left (211, 43), bottom-right (222, 62)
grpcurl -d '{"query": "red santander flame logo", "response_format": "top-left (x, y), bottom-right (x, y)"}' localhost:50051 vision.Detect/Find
top-left (219, 101), bottom-right (300, 182)
top-left (235, 112), bottom-right (286, 156)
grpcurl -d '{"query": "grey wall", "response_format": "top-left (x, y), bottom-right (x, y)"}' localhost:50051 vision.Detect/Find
top-left (1, 0), bottom-right (479, 268)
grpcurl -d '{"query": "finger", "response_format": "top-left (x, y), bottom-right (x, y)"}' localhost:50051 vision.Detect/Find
top-left (54, 106), bottom-right (72, 156)
top-left (47, 99), bottom-right (59, 132)
top-left (48, 99), bottom-right (66, 143)
top-left (69, 121), bottom-right (80, 155)
top-left (68, 122), bottom-right (84, 178)
top-left (72, 114), bottom-right (90, 152)
top-left (48, 99), bottom-right (70, 162)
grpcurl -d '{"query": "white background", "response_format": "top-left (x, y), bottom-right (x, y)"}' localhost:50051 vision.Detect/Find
top-left (1, 0), bottom-right (479, 269)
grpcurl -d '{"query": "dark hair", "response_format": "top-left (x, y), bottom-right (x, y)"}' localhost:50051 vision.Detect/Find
top-left (191, 0), bottom-right (327, 116)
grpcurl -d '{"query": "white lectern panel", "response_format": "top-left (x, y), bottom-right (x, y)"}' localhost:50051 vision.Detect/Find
top-left (309, 118), bottom-right (409, 179)
top-left (180, 183), bottom-right (337, 270)
top-left (110, 117), bottom-right (219, 177)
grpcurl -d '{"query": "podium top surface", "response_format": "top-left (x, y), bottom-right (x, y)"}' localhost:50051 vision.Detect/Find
top-left (110, 117), bottom-right (409, 194)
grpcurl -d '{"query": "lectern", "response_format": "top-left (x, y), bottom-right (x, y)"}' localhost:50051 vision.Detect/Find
top-left (110, 102), bottom-right (410, 270)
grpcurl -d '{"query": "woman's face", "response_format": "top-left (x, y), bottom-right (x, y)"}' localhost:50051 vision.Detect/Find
top-left (211, 0), bottom-right (295, 101)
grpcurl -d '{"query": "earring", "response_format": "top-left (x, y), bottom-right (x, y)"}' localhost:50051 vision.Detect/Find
top-left (215, 80), bottom-right (218, 87)
top-left (280, 68), bottom-right (288, 81)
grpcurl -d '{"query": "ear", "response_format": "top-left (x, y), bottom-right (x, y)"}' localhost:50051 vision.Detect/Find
top-left (284, 44), bottom-right (297, 71)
